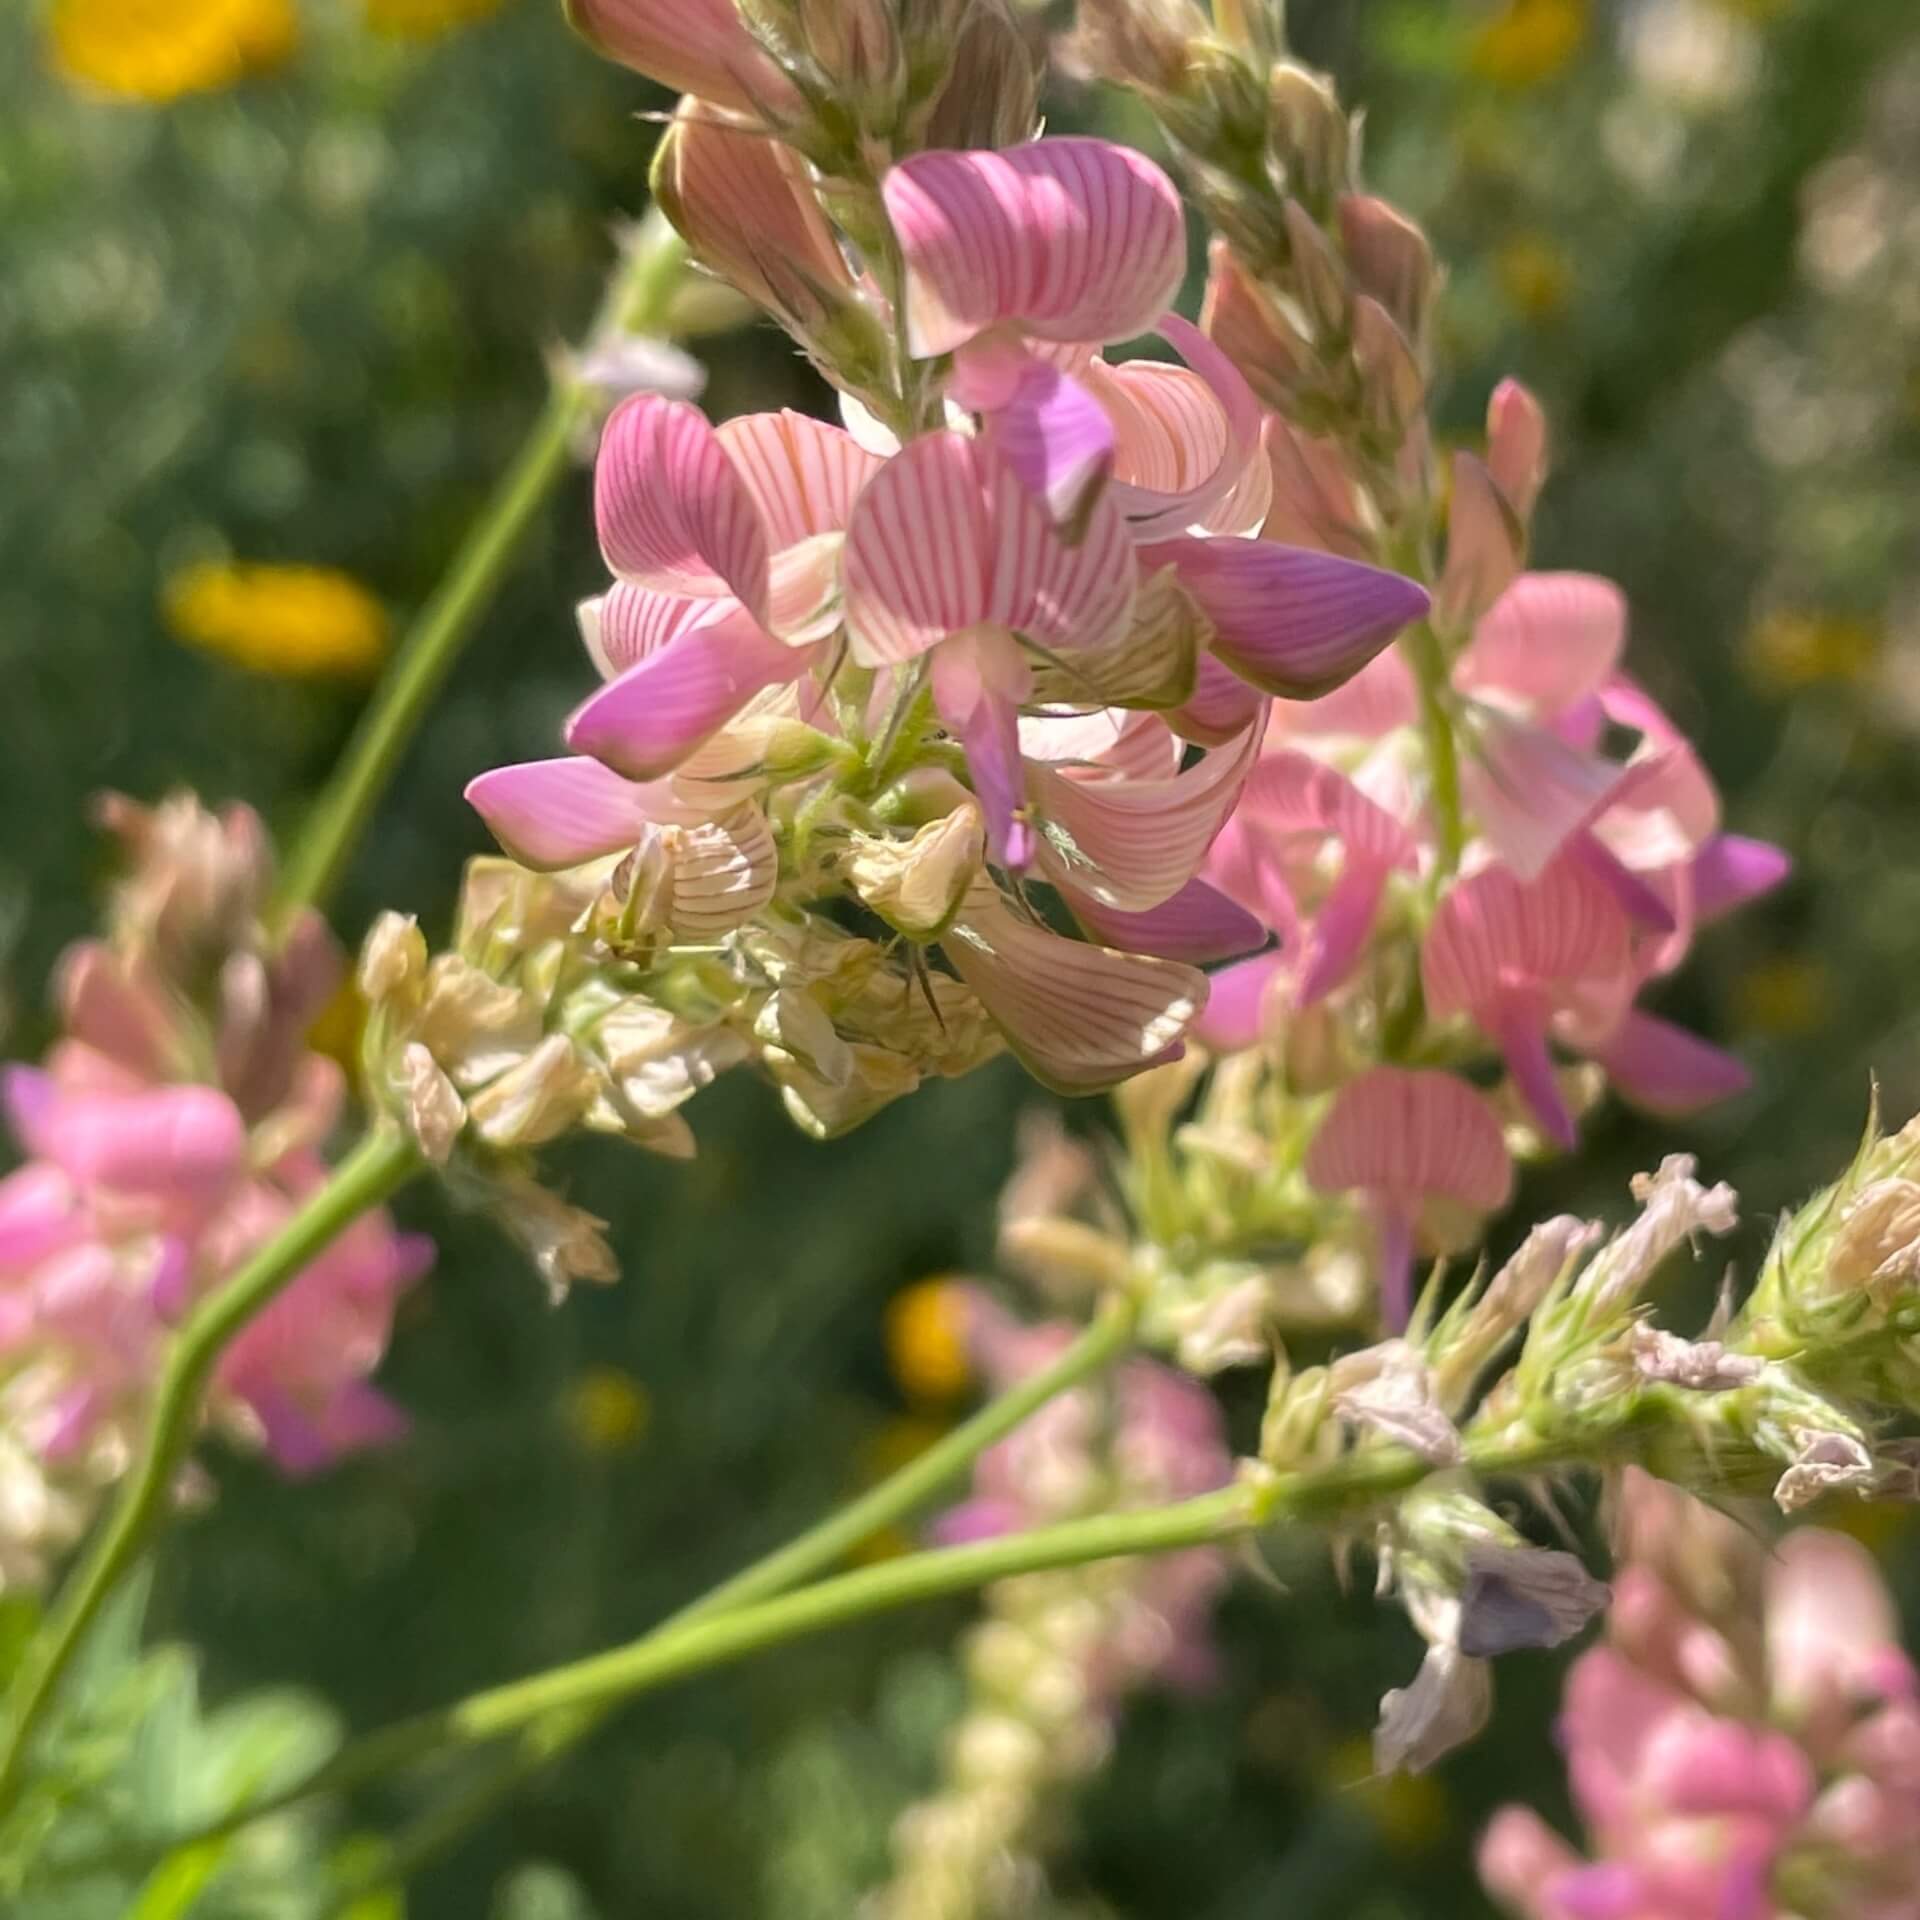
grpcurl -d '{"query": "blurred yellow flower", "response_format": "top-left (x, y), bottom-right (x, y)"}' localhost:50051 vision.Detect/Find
top-left (47, 0), bottom-right (296, 102)
top-left (362, 0), bottom-right (510, 39)
top-left (1324, 1733), bottom-right (1451, 1855)
top-left (163, 561), bottom-right (389, 679)
top-left (561, 1367), bottom-right (652, 1454)
top-left (1495, 234), bottom-right (1572, 321)
top-left (306, 976), bottom-right (367, 1073)
top-left (1468, 0), bottom-right (1589, 89)
top-left (884, 1278), bottom-right (973, 1406)
top-left (1743, 608), bottom-right (1880, 691)
top-left (1732, 956), bottom-right (1828, 1038)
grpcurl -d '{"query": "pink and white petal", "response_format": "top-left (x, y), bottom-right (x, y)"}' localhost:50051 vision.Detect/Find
top-left (466, 758), bottom-right (673, 868)
top-left (563, 0), bottom-right (798, 116)
top-left (4, 1069), bottom-right (246, 1200)
top-left (1485, 379), bottom-right (1550, 523)
top-left (1455, 573), bottom-right (1627, 719)
top-left (54, 945), bottom-right (179, 1081)
top-left (583, 584), bottom-right (725, 679)
top-left (1237, 749), bottom-right (1421, 868)
top-left (1169, 653), bottom-right (1267, 747)
top-left (883, 140), bottom-right (1187, 358)
top-left (1031, 719), bottom-right (1262, 911)
top-left (1584, 1010), bottom-right (1750, 1116)
top-left (1435, 450), bottom-right (1522, 632)
top-left (566, 607), bottom-right (805, 781)
top-left (1190, 949), bottom-right (1286, 1051)
top-left (932, 639), bottom-right (1035, 871)
top-left (844, 432), bottom-right (992, 666)
top-left (1018, 708), bottom-right (1180, 781)
top-left (666, 806), bottom-right (780, 936)
top-left (987, 455), bottom-right (1135, 652)
top-left (595, 394), bottom-right (770, 613)
top-left (1305, 1066), bottom-right (1513, 1213)
top-left (1569, 831), bottom-right (1679, 933)
top-left (716, 409), bottom-right (885, 545)
top-left (942, 886), bottom-right (1205, 1094)
top-left (1691, 834), bottom-right (1792, 923)
top-left (1459, 706), bottom-right (1625, 882)
top-left (1066, 876), bottom-right (1268, 964)
top-left (1146, 536), bottom-right (1429, 698)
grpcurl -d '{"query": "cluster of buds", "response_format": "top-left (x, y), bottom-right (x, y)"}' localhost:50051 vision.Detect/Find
top-left (874, 1287), bottom-right (1233, 1920)
top-left (0, 797), bottom-right (428, 1588)
top-left (1482, 1471), bottom-right (1920, 1920)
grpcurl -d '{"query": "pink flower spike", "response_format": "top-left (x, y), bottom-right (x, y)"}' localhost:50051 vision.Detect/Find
top-left (1586, 1010), bottom-right (1750, 1117)
top-left (594, 395), bottom-right (771, 615)
top-left (1455, 573), bottom-right (1627, 720)
top-left (1145, 537), bottom-right (1429, 699)
top-left (1421, 861), bottom-right (1634, 1150)
top-left (566, 606), bottom-right (804, 782)
top-left (1304, 1066), bottom-right (1513, 1327)
top-left (1066, 878), bottom-right (1268, 964)
top-left (563, 0), bottom-right (797, 120)
top-left (5, 1070), bottom-right (246, 1201)
top-left (465, 757), bottom-right (699, 870)
top-left (941, 885), bottom-right (1205, 1094)
top-left (1691, 834), bottom-right (1792, 923)
top-left (883, 140), bottom-right (1187, 358)
top-left (952, 338), bottom-right (1116, 525)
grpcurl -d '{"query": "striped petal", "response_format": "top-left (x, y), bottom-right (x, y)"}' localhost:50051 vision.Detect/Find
top-left (655, 804), bottom-right (779, 937)
top-left (1170, 653), bottom-right (1266, 746)
top-left (1018, 708), bottom-right (1181, 782)
top-left (941, 886), bottom-right (1205, 1094)
top-left (955, 343), bottom-right (1116, 526)
top-left (595, 394), bottom-right (770, 615)
top-left (563, 0), bottom-right (796, 115)
top-left (716, 409), bottom-right (884, 546)
top-left (465, 757), bottom-right (703, 869)
top-left (1065, 877), bottom-right (1268, 964)
top-left (1305, 1065), bottom-right (1513, 1214)
top-left (1148, 537), bottom-right (1428, 698)
top-left (1031, 719), bottom-right (1262, 911)
top-left (581, 586), bottom-right (724, 680)
top-left (1455, 572), bottom-right (1626, 719)
top-left (883, 139), bottom-right (1187, 358)
top-left (931, 631), bottom-right (1035, 870)
top-left (1459, 705), bottom-right (1624, 881)
top-left (4, 1069), bottom-right (245, 1200)
top-left (1586, 1009), bottom-right (1750, 1116)
top-left (566, 606), bottom-right (805, 781)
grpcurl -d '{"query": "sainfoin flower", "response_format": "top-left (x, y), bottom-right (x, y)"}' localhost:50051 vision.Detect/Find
top-left (1481, 1471), bottom-right (1920, 1920)
top-left (0, 797), bottom-right (427, 1589)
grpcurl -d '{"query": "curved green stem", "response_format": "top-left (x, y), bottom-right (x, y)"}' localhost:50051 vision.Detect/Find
top-left (0, 1129), bottom-right (422, 1814)
top-left (342, 1295), bottom-right (1142, 1904)
top-left (1404, 622), bottom-right (1465, 878)
top-left (271, 213), bottom-right (690, 932)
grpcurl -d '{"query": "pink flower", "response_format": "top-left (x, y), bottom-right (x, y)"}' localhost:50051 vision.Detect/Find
top-left (562, 0), bottom-right (798, 118)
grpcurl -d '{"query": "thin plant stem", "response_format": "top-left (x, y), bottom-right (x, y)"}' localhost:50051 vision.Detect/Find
top-left (1405, 622), bottom-right (1465, 878)
top-left (271, 213), bottom-right (690, 932)
top-left (0, 1128), bottom-right (423, 1813)
top-left (338, 1296), bottom-right (1143, 1906)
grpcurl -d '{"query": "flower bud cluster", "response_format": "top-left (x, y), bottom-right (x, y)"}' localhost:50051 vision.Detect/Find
top-left (0, 796), bottom-right (429, 1587)
top-left (874, 1287), bottom-right (1232, 1920)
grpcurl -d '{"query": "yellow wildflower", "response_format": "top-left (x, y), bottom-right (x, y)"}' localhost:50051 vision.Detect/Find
top-left (561, 1367), bottom-right (652, 1454)
top-left (1494, 235), bottom-right (1572, 321)
top-left (884, 1279), bottom-right (973, 1406)
top-left (1743, 609), bottom-right (1879, 692)
top-left (1324, 1733), bottom-right (1451, 1856)
top-left (362, 0), bottom-right (510, 38)
top-left (1468, 0), bottom-right (1589, 89)
top-left (47, 0), bottom-right (296, 102)
top-left (163, 561), bottom-right (389, 679)
top-left (1732, 957), bottom-right (1827, 1038)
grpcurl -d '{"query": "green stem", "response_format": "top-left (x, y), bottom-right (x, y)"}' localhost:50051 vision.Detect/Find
top-left (344, 1296), bottom-right (1142, 1902)
top-left (0, 1129), bottom-right (422, 1813)
top-left (271, 213), bottom-right (690, 932)
top-left (1405, 622), bottom-right (1465, 877)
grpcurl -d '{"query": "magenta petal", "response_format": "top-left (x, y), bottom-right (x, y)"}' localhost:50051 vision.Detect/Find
top-left (1570, 831), bottom-right (1678, 933)
top-left (5, 1071), bottom-right (246, 1197)
top-left (1170, 653), bottom-right (1267, 746)
top-left (1589, 1009), bottom-right (1751, 1116)
top-left (1691, 833), bottom-right (1792, 923)
top-left (1298, 860), bottom-right (1387, 1004)
top-left (567, 608), bottom-right (803, 781)
top-left (933, 661), bottom-right (1031, 871)
top-left (1066, 878), bottom-right (1269, 963)
top-left (0, 1164), bottom-right (84, 1269)
top-left (1147, 537), bottom-right (1429, 698)
top-left (1190, 950), bottom-right (1285, 1051)
top-left (466, 757), bottom-right (665, 868)
top-left (1375, 1204), bottom-right (1416, 1333)
top-left (977, 354), bottom-right (1115, 525)
top-left (1493, 1006), bottom-right (1576, 1149)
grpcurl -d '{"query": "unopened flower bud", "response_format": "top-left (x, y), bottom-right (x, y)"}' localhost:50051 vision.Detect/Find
top-left (1064, 0), bottom-right (1207, 94)
top-left (1201, 240), bottom-right (1315, 408)
top-left (796, 0), bottom-right (904, 124)
top-left (1828, 1178), bottom-right (1920, 1301)
top-left (1486, 377), bottom-right (1549, 521)
top-left (564, 0), bottom-right (801, 122)
top-left (466, 1034), bottom-right (599, 1149)
top-left (911, 0), bottom-right (1042, 152)
top-left (1338, 194), bottom-right (1436, 346)
top-left (1330, 1340), bottom-right (1461, 1465)
top-left (1268, 62), bottom-right (1351, 215)
top-left (998, 1216), bottom-right (1133, 1300)
top-left (1280, 200), bottom-right (1347, 341)
top-left (1436, 451), bottom-right (1525, 634)
top-left (1350, 294), bottom-right (1426, 443)
top-left (847, 806), bottom-right (985, 939)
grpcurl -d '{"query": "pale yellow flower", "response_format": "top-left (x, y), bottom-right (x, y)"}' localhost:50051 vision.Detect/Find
top-left (47, 0), bottom-right (296, 102)
top-left (884, 1279), bottom-right (973, 1406)
top-left (1468, 0), bottom-right (1589, 90)
top-left (1743, 608), bottom-right (1880, 692)
top-left (362, 0), bottom-right (510, 41)
top-left (1494, 234), bottom-right (1572, 321)
top-left (163, 561), bottom-right (389, 678)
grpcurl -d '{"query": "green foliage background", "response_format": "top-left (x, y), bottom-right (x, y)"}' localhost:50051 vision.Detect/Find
top-left (6, 0), bottom-right (1920, 1913)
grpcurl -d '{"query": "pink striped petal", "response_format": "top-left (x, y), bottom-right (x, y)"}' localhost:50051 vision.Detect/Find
top-left (563, 0), bottom-right (797, 114)
top-left (884, 140), bottom-right (1186, 358)
top-left (581, 586), bottom-right (723, 680)
top-left (1065, 877), bottom-right (1268, 963)
top-left (941, 886), bottom-right (1205, 1094)
top-left (716, 409), bottom-right (884, 546)
top-left (931, 634), bottom-right (1035, 870)
top-left (1570, 832), bottom-right (1679, 933)
top-left (1586, 1010), bottom-right (1750, 1116)
top-left (1305, 1066), bottom-right (1513, 1214)
top-left (1455, 573), bottom-right (1627, 719)
top-left (595, 394), bottom-right (770, 614)
top-left (653, 806), bottom-right (779, 937)
top-left (1459, 706), bottom-right (1625, 881)
top-left (1261, 416), bottom-right (1373, 560)
top-left (1435, 450), bottom-right (1522, 632)
top-left (1485, 378), bottom-right (1549, 522)
top-left (1691, 834), bottom-right (1791, 923)
top-left (1235, 749), bottom-right (1422, 867)
top-left (1297, 860), bottom-right (1390, 1004)
top-left (1018, 708), bottom-right (1180, 781)
top-left (1190, 949), bottom-right (1286, 1051)
top-left (4, 1069), bottom-right (245, 1199)
top-left (466, 757), bottom-right (693, 869)
top-left (953, 340), bottom-right (1115, 525)
top-left (1147, 537), bottom-right (1429, 698)
top-left (1030, 719), bottom-right (1262, 911)
top-left (566, 607), bottom-right (805, 781)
